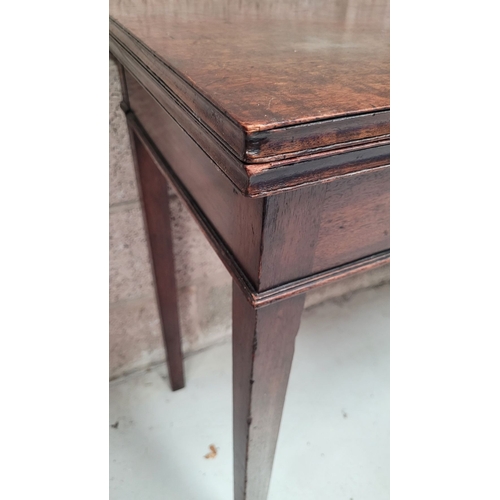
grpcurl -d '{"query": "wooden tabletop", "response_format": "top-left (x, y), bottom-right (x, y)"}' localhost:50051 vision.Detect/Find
top-left (110, 0), bottom-right (389, 175)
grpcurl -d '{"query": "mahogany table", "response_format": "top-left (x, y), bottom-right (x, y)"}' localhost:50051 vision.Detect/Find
top-left (110, 1), bottom-right (389, 498)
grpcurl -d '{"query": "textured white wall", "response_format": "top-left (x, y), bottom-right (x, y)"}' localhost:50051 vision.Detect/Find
top-left (109, 56), bottom-right (389, 379)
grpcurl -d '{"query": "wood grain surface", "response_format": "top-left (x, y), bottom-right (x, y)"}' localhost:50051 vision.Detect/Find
top-left (118, 57), bottom-right (389, 197)
top-left (126, 109), bottom-right (390, 309)
top-left (125, 69), bottom-right (389, 291)
top-left (110, 0), bottom-right (389, 173)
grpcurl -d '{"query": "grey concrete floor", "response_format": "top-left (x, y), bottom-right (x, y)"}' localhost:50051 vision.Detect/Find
top-left (110, 284), bottom-right (389, 500)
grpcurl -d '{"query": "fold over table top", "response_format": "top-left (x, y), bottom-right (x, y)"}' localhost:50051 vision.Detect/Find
top-left (110, 0), bottom-right (389, 195)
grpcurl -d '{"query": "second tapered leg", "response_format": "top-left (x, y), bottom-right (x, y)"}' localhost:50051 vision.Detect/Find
top-left (130, 131), bottom-right (185, 391)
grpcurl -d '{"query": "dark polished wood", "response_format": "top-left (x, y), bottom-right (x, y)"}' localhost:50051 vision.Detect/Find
top-left (110, 0), bottom-right (389, 497)
top-left (109, 0), bottom-right (389, 195)
top-left (258, 168), bottom-right (389, 288)
top-left (109, 34), bottom-right (389, 197)
top-left (109, 0), bottom-right (389, 140)
top-left (129, 128), bottom-right (185, 391)
top-left (126, 111), bottom-right (390, 309)
top-left (123, 69), bottom-right (389, 290)
top-left (233, 284), bottom-right (306, 500)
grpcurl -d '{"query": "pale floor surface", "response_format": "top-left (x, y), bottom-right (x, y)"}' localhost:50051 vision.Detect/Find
top-left (110, 284), bottom-right (389, 500)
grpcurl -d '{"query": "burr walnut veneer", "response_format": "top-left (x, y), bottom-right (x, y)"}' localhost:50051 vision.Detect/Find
top-left (110, 1), bottom-right (389, 498)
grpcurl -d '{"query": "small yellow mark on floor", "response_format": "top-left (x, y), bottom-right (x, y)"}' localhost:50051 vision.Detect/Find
top-left (204, 444), bottom-right (218, 459)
